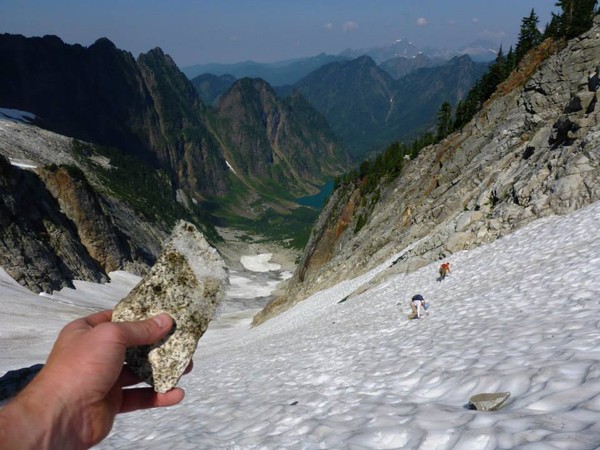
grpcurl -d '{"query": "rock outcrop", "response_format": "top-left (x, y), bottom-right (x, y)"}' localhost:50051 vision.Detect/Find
top-left (0, 119), bottom-right (166, 293)
top-left (36, 164), bottom-right (131, 273)
top-left (0, 155), bottom-right (109, 292)
top-left (112, 222), bottom-right (228, 393)
top-left (255, 18), bottom-right (600, 325)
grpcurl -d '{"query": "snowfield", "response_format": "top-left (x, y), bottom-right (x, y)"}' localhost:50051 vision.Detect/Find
top-left (1, 201), bottom-right (600, 449)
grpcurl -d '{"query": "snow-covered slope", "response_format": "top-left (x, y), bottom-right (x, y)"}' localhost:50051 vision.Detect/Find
top-left (1, 201), bottom-right (600, 449)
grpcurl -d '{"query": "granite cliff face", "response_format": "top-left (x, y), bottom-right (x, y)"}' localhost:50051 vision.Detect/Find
top-left (35, 164), bottom-right (132, 273)
top-left (136, 48), bottom-right (231, 199)
top-left (0, 36), bottom-right (160, 164)
top-left (254, 20), bottom-right (600, 325)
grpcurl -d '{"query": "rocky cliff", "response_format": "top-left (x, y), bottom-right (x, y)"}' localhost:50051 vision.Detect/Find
top-left (136, 47), bottom-right (231, 199)
top-left (254, 19), bottom-right (600, 325)
top-left (0, 116), bottom-right (167, 293)
top-left (0, 154), bottom-right (109, 292)
top-left (0, 35), bottom-right (160, 164)
top-left (0, 34), bottom-right (348, 292)
top-left (0, 34), bottom-right (348, 222)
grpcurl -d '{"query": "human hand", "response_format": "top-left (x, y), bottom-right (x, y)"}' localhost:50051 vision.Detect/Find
top-left (0, 310), bottom-right (188, 450)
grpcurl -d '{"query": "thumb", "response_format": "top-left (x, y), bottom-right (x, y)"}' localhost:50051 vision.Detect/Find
top-left (114, 313), bottom-right (174, 348)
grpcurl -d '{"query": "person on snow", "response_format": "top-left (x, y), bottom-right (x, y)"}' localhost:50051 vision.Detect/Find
top-left (408, 294), bottom-right (429, 319)
top-left (439, 262), bottom-right (451, 280)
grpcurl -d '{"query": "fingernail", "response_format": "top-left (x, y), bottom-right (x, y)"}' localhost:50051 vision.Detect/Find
top-left (153, 314), bottom-right (168, 328)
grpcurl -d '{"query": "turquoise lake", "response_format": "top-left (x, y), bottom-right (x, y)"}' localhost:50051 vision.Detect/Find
top-left (296, 179), bottom-right (334, 208)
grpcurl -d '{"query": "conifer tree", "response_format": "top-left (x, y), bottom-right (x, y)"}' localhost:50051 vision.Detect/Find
top-left (453, 99), bottom-right (469, 130)
top-left (506, 46), bottom-right (517, 73)
top-left (544, 12), bottom-right (561, 39)
top-left (436, 101), bottom-right (453, 141)
top-left (489, 45), bottom-right (509, 85)
top-left (452, 44), bottom-right (512, 130)
top-left (516, 9), bottom-right (543, 61)
top-left (453, 88), bottom-right (480, 130)
top-left (555, 0), bottom-right (598, 39)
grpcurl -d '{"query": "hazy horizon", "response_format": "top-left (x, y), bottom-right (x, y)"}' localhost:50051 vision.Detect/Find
top-left (1, 1), bottom-right (558, 67)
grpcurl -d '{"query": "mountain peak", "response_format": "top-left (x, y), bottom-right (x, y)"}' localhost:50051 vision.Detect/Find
top-left (339, 39), bottom-right (420, 63)
top-left (90, 37), bottom-right (118, 51)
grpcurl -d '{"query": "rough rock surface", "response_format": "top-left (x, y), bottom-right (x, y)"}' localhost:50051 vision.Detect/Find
top-left (112, 221), bottom-right (228, 393)
top-left (468, 392), bottom-right (511, 412)
top-left (0, 118), bottom-right (166, 292)
top-left (0, 154), bottom-right (109, 293)
top-left (255, 18), bottom-right (600, 325)
top-left (36, 164), bottom-right (131, 273)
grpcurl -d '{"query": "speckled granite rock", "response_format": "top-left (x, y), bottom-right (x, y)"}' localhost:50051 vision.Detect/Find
top-left (112, 221), bottom-right (228, 393)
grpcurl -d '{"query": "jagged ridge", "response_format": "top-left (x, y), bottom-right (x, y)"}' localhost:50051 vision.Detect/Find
top-left (0, 33), bottom-right (349, 220)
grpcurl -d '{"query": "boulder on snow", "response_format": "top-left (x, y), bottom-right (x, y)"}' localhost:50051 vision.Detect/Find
top-left (112, 221), bottom-right (228, 393)
top-left (468, 391), bottom-right (511, 411)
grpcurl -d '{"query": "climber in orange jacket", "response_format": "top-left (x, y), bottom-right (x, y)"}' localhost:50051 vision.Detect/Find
top-left (439, 262), bottom-right (451, 280)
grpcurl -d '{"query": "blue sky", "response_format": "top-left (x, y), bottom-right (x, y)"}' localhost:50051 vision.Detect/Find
top-left (1, 1), bottom-right (558, 67)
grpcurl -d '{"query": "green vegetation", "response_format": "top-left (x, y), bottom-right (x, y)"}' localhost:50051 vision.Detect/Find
top-left (548, 0), bottom-right (598, 39)
top-left (72, 140), bottom-right (220, 242)
top-left (204, 172), bottom-right (322, 249)
top-left (436, 101), bottom-right (453, 142)
top-left (45, 162), bottom-right (87, 182)
top-left (335, 132), bottom-right (434, 192)
top-left (516, 9), bottom-right (544, 62)
top-left (214, 200), bottom-right (320, 250)
top-left (249, 206), bottom-right (320, 249)
top-left (333, 132), bottom-right (435, 235)
top-left (295, 55), bottom-right (488, 161)
top-left (354, 213), bottom-right (368, 234)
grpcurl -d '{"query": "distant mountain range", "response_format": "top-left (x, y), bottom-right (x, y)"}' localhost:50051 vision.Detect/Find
top-left (184, 38), bottom-right (493, 159)
top-left (183, 53), bottom-right (351, 87)
top-left (338, 38), bottom-right (422, 63)
top-left (379, 53), bottom-right (447, 80)
top-left (190, 54), bottom-right (489, 159)
top-left (181, 38), bottom-right (498, 85)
